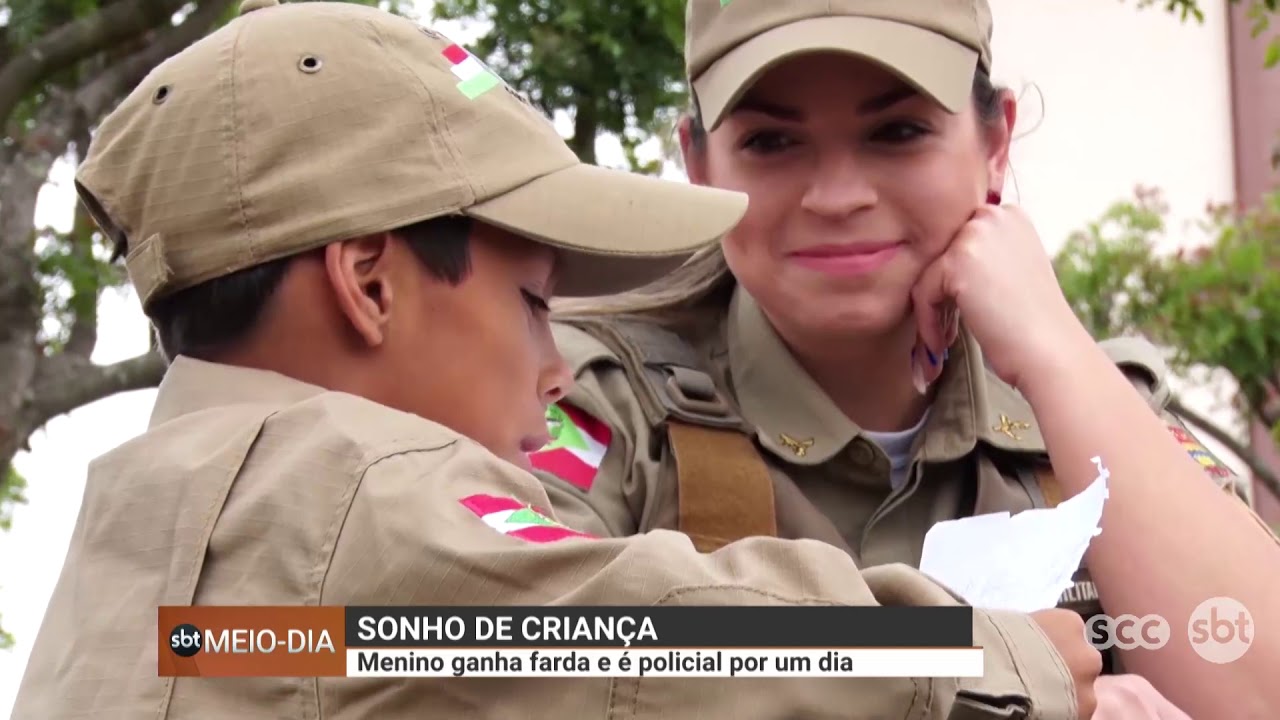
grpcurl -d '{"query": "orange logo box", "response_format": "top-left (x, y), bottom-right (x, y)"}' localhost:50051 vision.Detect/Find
top-left (158, 606), bottom-right (346, 677)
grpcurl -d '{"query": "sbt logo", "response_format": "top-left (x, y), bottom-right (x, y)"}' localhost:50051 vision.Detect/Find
top-left (1188, 596), bottom-right (1253, 664)
top-left (169, 623), bottom-right (203, 658)
top-left (1083, 597), bottom-right (1253, 663)
top-left (168, 624), bottom-right (335, 657)
top-left (1084, 613), bottom-right (1171, 651)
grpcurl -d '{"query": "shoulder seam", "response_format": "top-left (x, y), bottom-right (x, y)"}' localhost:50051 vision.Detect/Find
top-left (315, 440), bottom-right (460, 610)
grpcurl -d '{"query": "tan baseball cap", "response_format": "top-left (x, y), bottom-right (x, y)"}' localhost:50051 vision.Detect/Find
top-left (686, 0), bottom-right (994, 131)
top-left (75, 0), bottom-right (749, 309)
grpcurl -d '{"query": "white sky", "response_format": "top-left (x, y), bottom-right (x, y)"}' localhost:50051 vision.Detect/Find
top-left (0, 1), bottom-right (1253, 713)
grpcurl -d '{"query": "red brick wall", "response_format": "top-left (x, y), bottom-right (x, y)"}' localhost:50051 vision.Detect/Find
top-left (1227, 5), bottom-right (1280, 525)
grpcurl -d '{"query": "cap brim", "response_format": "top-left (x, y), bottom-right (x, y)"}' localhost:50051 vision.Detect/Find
top-left (694, 16), bottom-right (979, 132)
top-left (464, 163), bottom-right (747, 297)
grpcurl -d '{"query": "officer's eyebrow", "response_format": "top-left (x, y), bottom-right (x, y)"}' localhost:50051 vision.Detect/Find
top-left (730, 97), bottom-right (804, 122)
top-left (857, 85), bottom-right (918, 114)
top-left (730, 83), bottom-right (919, 121)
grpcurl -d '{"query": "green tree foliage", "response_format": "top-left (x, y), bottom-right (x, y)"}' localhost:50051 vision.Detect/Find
top-left (0, 0), bottom-right (393, 650)
top-left (1054, 187), bottom-right (1280, 498)
top-left (430, 0), bottom-right (686, 170)
top-left (1145, 0), bottom-right (1280, 65)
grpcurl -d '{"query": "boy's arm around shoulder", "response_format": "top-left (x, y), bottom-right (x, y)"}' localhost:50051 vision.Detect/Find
top-left (314, 428), bottom-right (1082, 719)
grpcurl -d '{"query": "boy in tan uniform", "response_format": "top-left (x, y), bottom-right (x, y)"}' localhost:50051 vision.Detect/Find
top-left (11, 1), bottom-right (1101, 719)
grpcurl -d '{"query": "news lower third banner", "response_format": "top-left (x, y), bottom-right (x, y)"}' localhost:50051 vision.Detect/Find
top-left (158, 606), bottom-right (981, 679)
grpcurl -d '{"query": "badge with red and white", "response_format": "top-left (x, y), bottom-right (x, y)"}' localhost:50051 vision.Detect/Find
top-left (459, 494), bottom-right (595, 543)
top-left (528, 403), bottom-right (612, 492)
top-left (441, 42), bottom-right (502, 100)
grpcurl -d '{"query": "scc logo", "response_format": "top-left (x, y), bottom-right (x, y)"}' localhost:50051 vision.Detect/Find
top-left (1084, 613), bottom-right (1171, 651)
top-left (169, 623), bottom-right (202, 657)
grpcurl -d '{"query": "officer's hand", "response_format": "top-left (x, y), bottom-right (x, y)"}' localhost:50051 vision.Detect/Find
top-left (1030, 609), bottom-right (1102, 719)
top-left (1093, 675), bottom-right (1192, 720)
top-left (909, 203), bottom-right (1091, 393)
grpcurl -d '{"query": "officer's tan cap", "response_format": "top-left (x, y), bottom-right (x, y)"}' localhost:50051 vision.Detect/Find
top-left (686, 0), bottom-right (994, 131)
top-left (76, 0), bottom-right (748, 308)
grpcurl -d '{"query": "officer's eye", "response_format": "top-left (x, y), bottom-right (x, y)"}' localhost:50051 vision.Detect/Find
top-left (740, 129), bottom-right (797, 155)
top-left (869, 120), bottom-right (930, 145)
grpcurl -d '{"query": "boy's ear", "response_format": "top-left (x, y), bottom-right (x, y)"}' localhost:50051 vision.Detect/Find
top-left (324, 233), bottom-right (395, 348)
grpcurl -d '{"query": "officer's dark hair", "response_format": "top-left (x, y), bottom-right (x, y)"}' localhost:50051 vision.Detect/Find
top-left (146, 215), bottom-right (473, 361)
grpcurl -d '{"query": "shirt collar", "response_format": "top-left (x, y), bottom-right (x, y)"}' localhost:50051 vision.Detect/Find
top-left (918, 328), bottom-right (1047, 462)
top-left (149, 356), bottom-right (327, 428)
top-left (726, 286), bottom-right (1047, 465)
top-left (727, 287), bottom-right (858, 464)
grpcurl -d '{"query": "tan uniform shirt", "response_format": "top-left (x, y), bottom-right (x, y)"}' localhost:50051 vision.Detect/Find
top-left (13, 356), bottom-right (1080, 719)
top-left (538, 287), bottom-right (1253, 605)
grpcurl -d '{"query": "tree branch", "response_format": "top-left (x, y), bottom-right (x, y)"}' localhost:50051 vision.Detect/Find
top-left (0, 0), bottom-right (190, 126)
top-left (27, 351), bottom-right (166, 429)
top-left (62, 109), bottom-right (100, 358)
top-left (1169, 396), bottom-right (1280, 499)
top-left (63, 211), bottom-right (100, 358)
top-left (73, 0), bottom-right (234, 121)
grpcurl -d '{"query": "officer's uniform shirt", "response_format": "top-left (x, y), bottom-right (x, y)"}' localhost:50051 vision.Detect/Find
top-left (540, 286), bottom-right (1255, 577)
top-left (12, 356), bottom-right (1081, 719)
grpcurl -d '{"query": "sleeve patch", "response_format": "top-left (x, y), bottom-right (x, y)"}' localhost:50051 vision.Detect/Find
top-left (459, 494), bottom-right (596, 543)
top-left (1169, 425), bottom-right (1232, 479)
top-left (527, 402), bottom-right (612, 492)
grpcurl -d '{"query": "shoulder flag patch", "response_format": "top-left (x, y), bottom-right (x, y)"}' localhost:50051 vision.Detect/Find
top-left (459, 494), bottom-right (595, 543)
top-left (1169, 425), bottom-right (1231, 479)
top-left (528, 403), bottom-right (612, 492)
top-left (442, 43), bottom-right (501, 99)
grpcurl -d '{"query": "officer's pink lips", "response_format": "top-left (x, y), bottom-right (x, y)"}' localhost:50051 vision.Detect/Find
top-left (788, 241), bottom-right (903, 276)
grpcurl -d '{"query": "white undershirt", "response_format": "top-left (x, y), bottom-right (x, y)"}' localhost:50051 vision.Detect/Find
top-left (862, 409), bottom-right (931, 491)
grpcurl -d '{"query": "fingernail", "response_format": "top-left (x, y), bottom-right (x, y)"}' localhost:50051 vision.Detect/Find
top-left (911, 351), bottom-right (928, 395)
top-left (926, 348), bottom-right (938, 367)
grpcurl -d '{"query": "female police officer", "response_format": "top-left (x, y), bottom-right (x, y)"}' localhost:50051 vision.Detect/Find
top-left (535, 1), bottom-right (1280, 717)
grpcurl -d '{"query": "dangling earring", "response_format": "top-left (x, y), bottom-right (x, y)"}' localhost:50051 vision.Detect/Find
top-left (986, 190), bottom-right (1002, 205)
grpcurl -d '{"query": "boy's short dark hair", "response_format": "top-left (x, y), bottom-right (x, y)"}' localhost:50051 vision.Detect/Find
top-left (148, 215), bottom-right (474, 361)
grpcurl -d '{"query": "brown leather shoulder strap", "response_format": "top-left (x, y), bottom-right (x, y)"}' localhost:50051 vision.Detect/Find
top-left (554, 315), bottom-right (778, 551)
top-left (668, 420), bottom-right (777, 552)
top-left (1033, 465), bottom-right (1063, 508)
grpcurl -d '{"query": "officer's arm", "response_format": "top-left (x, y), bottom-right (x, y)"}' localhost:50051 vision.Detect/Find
top-left (1104, 337), bottom-right (1255, 506)
top-left (1020, 335), bottom-right (1280, 717)
top-left (528, 323), bottom-right (662, 539)
top-left (318, 436), bottom-right (1079, 719)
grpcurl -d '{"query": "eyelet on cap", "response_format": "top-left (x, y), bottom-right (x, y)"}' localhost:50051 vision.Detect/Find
top-left (152, 85), bottom-right (171, 104)
top-left (298, 55), bottom-right (322, 73)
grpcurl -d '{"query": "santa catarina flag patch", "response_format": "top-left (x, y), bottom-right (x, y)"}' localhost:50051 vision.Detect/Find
top-left (441, 43), bottom-right (501, 99)
top-left (459, 494), bottom-right (595, 543)
top-left (528, 403), bottom-right (612, 492)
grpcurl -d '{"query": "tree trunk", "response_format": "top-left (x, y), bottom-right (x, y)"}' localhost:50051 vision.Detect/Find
top-left (0, 131), bottom-right (61, 483)
top-left (569, 95), bottom-right (598, 165)
top-left (0, 0), bottom-right (232, 485)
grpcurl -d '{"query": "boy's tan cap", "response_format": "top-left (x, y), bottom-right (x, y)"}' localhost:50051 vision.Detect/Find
top-left (686, 0), bottom-right (993, 131)
top-left (76, 0), bottom-right (748, 309)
